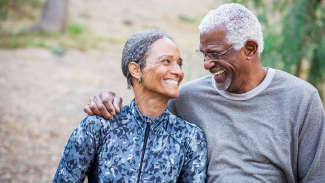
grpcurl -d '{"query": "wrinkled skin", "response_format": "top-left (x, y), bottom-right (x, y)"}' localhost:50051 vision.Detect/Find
top-left (84, 89), bottom-right (122, 120)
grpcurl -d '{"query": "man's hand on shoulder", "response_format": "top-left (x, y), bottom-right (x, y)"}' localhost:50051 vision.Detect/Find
top-left (84, 89), bottom-right (123, 120)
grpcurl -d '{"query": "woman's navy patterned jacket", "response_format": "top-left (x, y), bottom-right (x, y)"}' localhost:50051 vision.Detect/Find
top-left (53, 99), bottom-right (207, 182)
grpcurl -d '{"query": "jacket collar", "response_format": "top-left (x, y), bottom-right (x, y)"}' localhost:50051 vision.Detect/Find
top-left (128, 99), bottom-right (169, 132)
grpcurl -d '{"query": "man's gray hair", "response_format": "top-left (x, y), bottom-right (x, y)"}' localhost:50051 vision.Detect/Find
top-left (198, 3), bottom-right (264, 54)
top-left (121, 29), bottom-right (173, 89)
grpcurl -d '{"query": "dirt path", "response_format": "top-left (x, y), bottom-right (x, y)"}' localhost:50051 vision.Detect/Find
top-left (0, 0), bottom-right (212, 182)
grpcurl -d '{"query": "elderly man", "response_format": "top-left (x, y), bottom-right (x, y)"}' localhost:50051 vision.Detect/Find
top-left (83, 3), bottom-right (325, 182)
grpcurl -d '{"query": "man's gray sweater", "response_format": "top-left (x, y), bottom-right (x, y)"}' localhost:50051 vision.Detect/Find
top-left (168, 68), bottom-right (325, 183)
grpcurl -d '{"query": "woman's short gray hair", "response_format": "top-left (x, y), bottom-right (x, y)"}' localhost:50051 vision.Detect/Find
top-left (198, 3), bottom-right (264, 54)
top-left (121, 29), bottom-right (173, 89)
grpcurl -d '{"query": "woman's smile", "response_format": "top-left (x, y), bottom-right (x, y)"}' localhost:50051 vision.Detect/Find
top-left (163, 79), bottom-right (179, 87)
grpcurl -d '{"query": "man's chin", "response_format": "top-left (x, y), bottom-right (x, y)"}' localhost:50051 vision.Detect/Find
top-left (216, 84), bottom-right (229, 91)
top-left (215, 79), bottom-right (231, 91)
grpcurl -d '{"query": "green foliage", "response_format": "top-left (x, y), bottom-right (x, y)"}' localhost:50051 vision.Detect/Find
top-left (178, 14), bottom-right (205, 24)
top-left (68, 23), bottom-right (86, 35)
top-left (0, 32), bottom-right (51, 48)
top-left (0, 30), bottom-right (125, 51)
top-left (233, 0), bottom-right (325, 101)
top-left (308, 37), bottom-right (325, 87)
top-left (0, 0), bottom-right (42, 19)
top-left (178, 15), bottom-right (197, 23)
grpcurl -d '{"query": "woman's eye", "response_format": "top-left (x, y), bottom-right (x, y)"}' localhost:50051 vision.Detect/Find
top-left (162, 59), bottom-right (170, 64)
top-left (178, 62), bottom-right (183, 67)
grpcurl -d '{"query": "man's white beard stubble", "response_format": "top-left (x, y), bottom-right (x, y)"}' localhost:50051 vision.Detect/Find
top-left (216, 70), bottom-right (231, 91)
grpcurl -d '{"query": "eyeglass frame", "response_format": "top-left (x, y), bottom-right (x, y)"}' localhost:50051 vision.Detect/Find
top-left (195, 45), bottom-right (234, 61)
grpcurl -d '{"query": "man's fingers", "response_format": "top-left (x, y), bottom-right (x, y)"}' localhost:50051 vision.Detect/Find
top-left (92, 94), bottom-right (113, 120)
top-left (85, 89), bottom-right (119, 120)
top-left (113, 95), bottom-right (123, 113)
top-left (84, 105), bottom-right (95, 115)
top-left (100, 91), bottom-right (116, 115)
top-left (89, 98), bottom-right (103, 117)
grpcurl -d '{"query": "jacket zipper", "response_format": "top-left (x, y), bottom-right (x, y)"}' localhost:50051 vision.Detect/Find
top-left (137, 117), bottom-right (151, 183)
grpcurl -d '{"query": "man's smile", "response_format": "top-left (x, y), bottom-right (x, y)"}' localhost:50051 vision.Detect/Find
top-left (212, 69), bottom-right (226, 79)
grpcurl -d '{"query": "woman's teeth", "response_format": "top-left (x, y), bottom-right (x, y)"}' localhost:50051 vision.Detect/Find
top-left (164, 80), bottom-right (178, 86)
top-left (212, 69), bottom-right (225, 76)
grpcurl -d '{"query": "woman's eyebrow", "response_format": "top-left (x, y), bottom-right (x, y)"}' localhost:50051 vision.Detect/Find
top-left (158, 55), bottom-right (173, 59)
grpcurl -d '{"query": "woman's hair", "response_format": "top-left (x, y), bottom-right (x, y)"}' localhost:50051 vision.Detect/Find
top-left (198, 3), bottom-right (264, 54)
top-left (121, 28), bottom-right (173, 89)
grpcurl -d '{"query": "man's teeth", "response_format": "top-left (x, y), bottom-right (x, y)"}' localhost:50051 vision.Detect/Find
top-left (212, 69), bottom-right (225, 76)
top-left (164, 80), bottom-right (178, 86)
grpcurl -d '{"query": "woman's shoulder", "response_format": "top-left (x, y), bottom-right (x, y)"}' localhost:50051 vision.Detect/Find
top-left (167, 111), bottom-right (203, 131)
top-left (166, 111), bottom-right (206, 143)
top-left (78, 115), bottom-right (112, 133)
top-left (81, 105), bottom-right (130, 129)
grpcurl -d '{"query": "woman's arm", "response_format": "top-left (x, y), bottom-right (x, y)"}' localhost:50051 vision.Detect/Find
top-left (53, 115), bottom-right (108, 183)
top-left (179, 129), bottom-right (208, 183)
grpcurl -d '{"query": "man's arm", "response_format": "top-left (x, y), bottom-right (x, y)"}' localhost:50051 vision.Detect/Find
top-left (298, 92), bottom-right (325, 182)
top-left (84, 89), bottom-right (123, 120)
top-left (167, 98), bottom-right (177, 115)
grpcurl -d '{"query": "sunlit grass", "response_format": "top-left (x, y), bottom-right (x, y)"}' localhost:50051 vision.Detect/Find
top-left (0, 0), bottom-right (126, 51)
top-left (0, 25), bottom-right (125, 51)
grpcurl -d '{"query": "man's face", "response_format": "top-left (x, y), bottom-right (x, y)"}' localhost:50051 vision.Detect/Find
top-left (199, 26), bottom-right (249, 93)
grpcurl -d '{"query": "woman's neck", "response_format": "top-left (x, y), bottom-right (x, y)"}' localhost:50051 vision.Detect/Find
top-left (134, 93), bottom-right (169, 118)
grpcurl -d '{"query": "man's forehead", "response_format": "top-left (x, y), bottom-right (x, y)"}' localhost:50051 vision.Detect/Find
top-left (199, 27), bottom-right (229, 49)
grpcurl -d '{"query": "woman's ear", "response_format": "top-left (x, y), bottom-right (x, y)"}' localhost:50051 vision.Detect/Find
top-left (244, 39), bottom-right (258, 60)
top-left (128, 62), bottom-right (141, 78)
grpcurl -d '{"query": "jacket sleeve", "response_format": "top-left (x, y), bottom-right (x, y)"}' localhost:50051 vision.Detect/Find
top-left (178, 128), bottom-right (208, 183)
top-left (298, 92), bottom-right (325, 182)
top-left (53, 115), bottom-right (108, 183)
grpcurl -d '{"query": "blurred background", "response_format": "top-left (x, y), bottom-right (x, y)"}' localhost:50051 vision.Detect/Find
top-left (0, 0), bottom-right (324, 182)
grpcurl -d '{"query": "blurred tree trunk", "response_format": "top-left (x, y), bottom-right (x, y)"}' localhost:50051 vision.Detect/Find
top-left (27, 0), bottom-right (69, 34)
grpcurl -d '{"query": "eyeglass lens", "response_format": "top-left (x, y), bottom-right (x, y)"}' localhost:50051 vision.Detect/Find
top-left (196, 50), bottom-right (220, 61)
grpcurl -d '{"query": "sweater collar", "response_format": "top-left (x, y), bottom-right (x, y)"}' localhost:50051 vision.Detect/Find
top-left (128, 99), bottom-right (169, 131)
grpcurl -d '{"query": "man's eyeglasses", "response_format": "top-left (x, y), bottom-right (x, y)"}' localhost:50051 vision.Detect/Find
top-left (195, 46), bottom-right (234, 61)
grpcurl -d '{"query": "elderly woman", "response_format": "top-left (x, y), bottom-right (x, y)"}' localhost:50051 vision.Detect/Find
top-left (53, 29), bottom-right (207, 182)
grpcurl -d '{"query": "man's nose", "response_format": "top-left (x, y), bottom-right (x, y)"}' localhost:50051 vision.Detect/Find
top-left (203, 59), bottom-right (216, 70)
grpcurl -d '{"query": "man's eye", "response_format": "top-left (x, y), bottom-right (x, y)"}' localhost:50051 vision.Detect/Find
top-left (178, 62), bottom-right (183, 67)
top-left (209, 53), bottom-right (219, 58)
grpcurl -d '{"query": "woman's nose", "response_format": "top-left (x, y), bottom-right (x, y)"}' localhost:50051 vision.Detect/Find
top-left (170, 64), bottom-right (184, 77)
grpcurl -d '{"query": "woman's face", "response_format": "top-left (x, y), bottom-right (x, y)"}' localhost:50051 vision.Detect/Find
top-left (140, 37), bottom-right (184, 99)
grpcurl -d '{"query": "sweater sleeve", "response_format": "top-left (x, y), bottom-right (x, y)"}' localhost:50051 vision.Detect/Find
top-left (53, 115), bottom-right (109, 183)
top-left (167, 99), bottom-right (177, 116)
top-left (178, 128), bottom-right (208, 183)
top-left (298, 92), bottom-right (325, 182)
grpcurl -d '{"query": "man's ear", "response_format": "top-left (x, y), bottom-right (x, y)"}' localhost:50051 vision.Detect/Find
top-left (128, 62), bottom-right (141, 78)
top-left (245, 39), bottom-right (258, 60)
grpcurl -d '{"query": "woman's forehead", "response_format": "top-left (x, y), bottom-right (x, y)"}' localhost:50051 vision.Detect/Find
top-left (149, 38), bottom-right (179, 56)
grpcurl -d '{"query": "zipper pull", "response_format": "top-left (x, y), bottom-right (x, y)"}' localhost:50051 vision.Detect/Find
top-left (147, 118), bottom-right (150, 123)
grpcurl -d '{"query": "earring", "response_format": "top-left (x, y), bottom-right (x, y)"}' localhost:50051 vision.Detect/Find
top-left (138, 77), bottom-right (141, 84)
